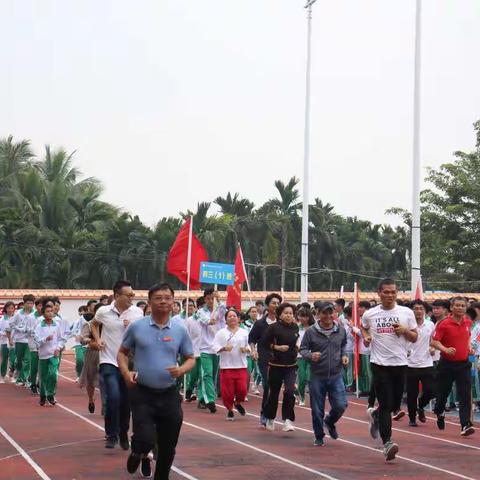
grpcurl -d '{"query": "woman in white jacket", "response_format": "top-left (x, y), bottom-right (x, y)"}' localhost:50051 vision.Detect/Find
top-left (213, 308), bottom-right (250, 421)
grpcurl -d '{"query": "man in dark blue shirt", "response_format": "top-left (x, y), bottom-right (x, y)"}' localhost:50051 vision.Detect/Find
top-left (118, 283), bottom-right (194, 480)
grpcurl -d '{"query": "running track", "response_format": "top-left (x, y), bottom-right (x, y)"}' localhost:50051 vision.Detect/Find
top-left (1, 354), bottom-right (479, 480)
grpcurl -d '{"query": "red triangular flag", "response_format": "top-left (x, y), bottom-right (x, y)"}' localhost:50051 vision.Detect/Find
top-left (414, 277), bottom-right (424, 300)
top-left (226, 245), bottom-right (247, 309)
top-left (166, 218), bottom-right (208, 290)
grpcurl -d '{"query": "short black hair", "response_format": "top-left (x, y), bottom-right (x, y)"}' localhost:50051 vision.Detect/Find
top-left (359, 301), bottom-right (371, 309)
top-left (335, 298), bottom-right (346, 308)
top-left (148, 282), bottom-right (175, 299)
top-left (41, 303), bottom-right (54, 315)
top-left (23, 294), bottom-right (35, 303)
top-left (113, 280), bottom-right (132, 295)
top-left (52, 296), bottom-right (61, 305)
top-left (94, 302), bottom-right (103, 313)
top-left (225, 307), bottom-right (241, 320)
top-left (203, 287), bottom-right (215, 297)
top-left (255, 300), bottom-right (264, 307)
top-left (136, 300), bottom-right (147, 307)
top-left (296, 307), bottom-right (314, 325)
top-left (377, 278), bottom-right (396, 292)
top-left (432, 299), bottom-right (450, 309)
top-left (78, 305), bottom-right (87, 313)
top-left (411, 299), bottom-right (428, 309)
top-left (343, 305), bottom-right (353, 317)
top-left (196, 296), bottom-right (205, 308)
top-left (35, 298), bottom-right (43, 306)
top-left (87, 299), bottom-right (98, 307)
top-left (173, 301), bottom-right (181, 309)
top-left (276, 302), bottom-right (296, 318)
top-left (2, 301), bottom-right (15, 313)
top-left (181, 298), bottom-right (195, 307)
top-left (99, 294), bottom-right (109, 302)
top-left (265, 293), bottom-right (283, 306)
top-left (466, 307), bottom-right (476, 321)
top-left (450, 296), bottom-right (468, 306)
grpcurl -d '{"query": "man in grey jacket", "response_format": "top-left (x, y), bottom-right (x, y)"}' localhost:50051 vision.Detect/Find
top-left (300, 302), bottom-right (349, 446)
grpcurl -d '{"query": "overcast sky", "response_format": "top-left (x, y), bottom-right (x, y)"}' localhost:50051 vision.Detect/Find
top-left (2, 0), bottom-right (479, 228)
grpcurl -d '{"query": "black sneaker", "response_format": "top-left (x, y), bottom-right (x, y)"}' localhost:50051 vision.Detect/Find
top-left (30, 384), bottom-right (38, 395)
top-left (417, 408), bottom-right (426, 423)
top-left (437, 414), bottom-right (445, 430)
top-left (197, 400), bottom-right (206, 409)
top-left (39, 396), bottom-right (46, 406)
top-left (383, 441), bottom-right (399, 461)
top-left (235, 403), bottom-right (246, 416)
top-left (126, 452), bottom-right (141, 473)
top-left (206, 402), bottom-right (217, 413)
top-left (105, 437), bottom-right (117, 449)
top-left (226, 410), bottom-right (234, 421)
top-left (449, 402), bottom-right (457, 411)
top-left (368, 408), bottom-right (379, 440)
top-left (324, 417), bottom-right (338, 440)
top-left (408, 419), bottom-right (418, 427)
top-left (392, 409), bottom-right (405, 421)
top-left (185, 390), bottom-right (193, 401)
top-left (119, 436), bottom-right (130, 451)
top-left (46, 395), bottom-right (56, 406)
top-left (88, 402), bottom-right (95, 414)
top-left (140, 456), bottom-right (152, 478)
top-left (313, 438), bottom-right (325, 446)
top-left (461, 422), bottom-right (475, 437)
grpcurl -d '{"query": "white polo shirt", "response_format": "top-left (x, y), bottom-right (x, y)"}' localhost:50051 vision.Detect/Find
top-left (95, 303), bottom-right (144, 367)
top-left (407, 319), bottom-right (435, 368)
top-left (361, 304), bottom-right (417, 367)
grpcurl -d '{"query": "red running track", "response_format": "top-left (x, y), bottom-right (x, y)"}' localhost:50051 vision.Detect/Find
top-left (0, 355), bottom-right (479, 480)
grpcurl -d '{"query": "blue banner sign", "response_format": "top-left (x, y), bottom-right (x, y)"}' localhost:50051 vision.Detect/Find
top-left (200, 262), bottom-right (235, 286)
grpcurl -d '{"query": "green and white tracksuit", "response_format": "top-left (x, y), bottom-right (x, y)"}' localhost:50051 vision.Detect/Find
top-left (26, 312), bottom-right (42, 387)
top-left (8, 309), bottom-right (34, 384)
top-left (34, 320), bottom-right (66, 398)
top-left (197, 304), bottom-right (226, 404)
top-left (296, 326), bottom-right (311, 402)
top-left (0, 314), bottom-right (11, 378)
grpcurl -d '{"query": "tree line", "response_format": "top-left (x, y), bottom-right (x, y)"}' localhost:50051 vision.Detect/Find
top-left (1, 121), bottom-right (479, 293)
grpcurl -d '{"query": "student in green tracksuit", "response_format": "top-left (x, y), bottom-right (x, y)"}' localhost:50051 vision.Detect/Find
top-left (0, 302), bottom-right (16, 382)
top-left (26, 299), bottom-right (44, 394)
top-left (296, 307), bottom-right (314, 405)
top-left (197, 288), bottom-right (226, 413)
top-left (8, 294), bottom-right (36, 385)
top-left (34, 304), bottom-right (66, 406)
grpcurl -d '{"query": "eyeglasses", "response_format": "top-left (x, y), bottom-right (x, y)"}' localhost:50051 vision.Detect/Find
top-left (120, 293), bottom-right (135, 298)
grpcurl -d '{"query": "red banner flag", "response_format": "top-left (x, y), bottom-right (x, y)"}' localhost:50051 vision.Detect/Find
top-left (166, 217), bottom-right (208, 290)
top-left (414, 276), bottom-right (424, 300)
top-left (226, 245), bottom-right (248, 309)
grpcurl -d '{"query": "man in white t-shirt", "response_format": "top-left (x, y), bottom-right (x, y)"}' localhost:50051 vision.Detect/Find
top-left (406, 300), bottom-right (435, 427)
top-left (361, 278), bottom-right (417, 461)
top-left (91, 280), bottom-right (144, 449)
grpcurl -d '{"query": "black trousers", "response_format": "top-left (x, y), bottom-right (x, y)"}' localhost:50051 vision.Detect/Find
top-left (406, 366), bottom-right (435, 420)
top-left (371, 363), bottom-right (406, 444)
top-left (433, 359), bottom-right (472, 428)
top-left (130, 384), bottom-right (183, 480)
top-left (258, 361), bottom-right (270, 418)
top-left (264, 366), bottom-right (297, 422)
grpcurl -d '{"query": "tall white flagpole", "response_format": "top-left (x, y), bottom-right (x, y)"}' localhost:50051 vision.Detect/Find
top-left (301, 0), bottom-right (317, 303)
top-left (183, 215), bottom-right (194, 399)
top-left (411, 0), bottom-right (422, 295)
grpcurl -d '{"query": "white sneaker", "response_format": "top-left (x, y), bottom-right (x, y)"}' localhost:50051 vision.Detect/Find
top-left (282, 419), bottom-right (295, 432)
top-left (299, 400), bottom-right (305, 406)
top-left (366, 407), bottom-right (376, 420)
top-left (253, 388), bottom-right (261, 395)
top-left (266, 419), bottom-right (275, 431)
top-left (0, 377), bottom-right (5, 384)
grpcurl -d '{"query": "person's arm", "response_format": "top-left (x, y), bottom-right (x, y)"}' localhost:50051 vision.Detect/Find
top-left (213, 330), bottom-right (231, 353)
top-left (299, 329), bottom-right (313, 360)
top-left (90, 311), bottom-right (105, 348)
top-left (166, 331), bottom-right (195, 378)
top-left (431, 339), bottom-right (456, 356)
top-left (393, 313), bottom-right (418, 342)
top-left (341, 329), bottom-right (349, 365)
top-left (118, 325), bottom-right (137, 388)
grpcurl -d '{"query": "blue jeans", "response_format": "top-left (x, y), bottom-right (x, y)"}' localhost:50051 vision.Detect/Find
top-left (309, 374), bottom-right (348, 440)
top-left (99, 363), bottom-right (130, 441)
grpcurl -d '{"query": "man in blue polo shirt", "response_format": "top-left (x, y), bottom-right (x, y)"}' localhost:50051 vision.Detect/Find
top-left (118, 282), bottom-right (195, 480)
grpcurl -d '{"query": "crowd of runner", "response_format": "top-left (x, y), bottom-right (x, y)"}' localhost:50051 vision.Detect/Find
top-left (0, 279), bottom-right (479, 479)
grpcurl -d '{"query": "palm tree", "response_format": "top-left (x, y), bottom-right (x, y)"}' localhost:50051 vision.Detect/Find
top-left (214, 192), bottom-right (254, 217)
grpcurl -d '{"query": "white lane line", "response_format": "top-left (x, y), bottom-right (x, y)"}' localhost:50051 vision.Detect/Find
top-left (212, 402), bottom-right (477, 480)
top-left (249, 393), bottom-right (477, 450)
top-left (56, 376), bottom-right (201, 480)
top-left (0, 426), bottom-right (52, 480)
top-left (183, 421), bottom-right (340, 480)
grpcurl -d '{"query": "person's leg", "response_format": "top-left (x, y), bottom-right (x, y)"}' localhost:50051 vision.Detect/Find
top-left (391, 366), bottom-right (406, 413)
top-left (29, 351), bottom-right (39, 390)
top-left (367, 382), bottom-right (376, 408)
top-left (297, 358), bottom-right (308, 402)
top-left (118, 369), bottom-right (131, 442)
top-left (0, 344), bottom-right (8, 378)
top-left (199, 353), bottom-right (216, 404)
top-left (326, 374), bottom-right (348, 425)
top-left (21, 347), bottom-right (31, 385)
top-left (246, 356), bottom-right (254, 393)
top-left (372, 364), bottom-right (395, 444)
top-left (281, 367), bottom-right (297, 422)
top-left (264, 367), bottom-right (282, 420)
top-left (213, 354), bottom-right (220, 397)
top-left (434, 361), bottom-right (455, 418)
top-left (418, 367), bottom-right (436, 410)
top-left (455, 362), bottom-right (472, 428)
top-left (47, 356), bottom-right (60, 397)
top-left (234, 368), bottom-right (248, 405)
top-left (187, 357), bottom-right (200, 393)
top-left (99, 363), bottom-right (121, 441)
top-left (39, 359), bottom-right (48, 399)
top-left (309, 376), bottom-right (327, 441)
top-left (8, 346), bottom-right (16, 377)
top-left (130, 387), bottom-right (156, 457)
top-left (74, 346), bottom-right (85, 378)
top-left (14, 342), bottom-right (25, 383)
top-left (258, 361), bottom-right (270, 419)
top-left (220, 369), bottom-right (235, 411)
top-left (406, 368), bottom-right (420, 421)
top-left (154, 390), bottom-right (183, 480)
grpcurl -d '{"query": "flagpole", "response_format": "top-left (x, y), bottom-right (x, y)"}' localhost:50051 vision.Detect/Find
top-left (300, 0), bottom-right (317, 303)
top-left (411, 0), bottom-right (422, 295)
top-left (354, 282), bottom-right (360, 398)
top-left (183, 215), bottom-right (194, 400)
top-left (238, 243), bottom-right (254, 306)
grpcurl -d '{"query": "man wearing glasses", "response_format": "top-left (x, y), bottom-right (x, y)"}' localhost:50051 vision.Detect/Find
top-left (91, 280), bottom-right (144, 449)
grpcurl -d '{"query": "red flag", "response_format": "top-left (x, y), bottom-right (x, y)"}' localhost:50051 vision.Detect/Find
top-left (414, 276), bottom-right (424, 300)
top-left (226, 245), bottom-right (247, 309)
top-left (166, 217), bottom-right (208, 290)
